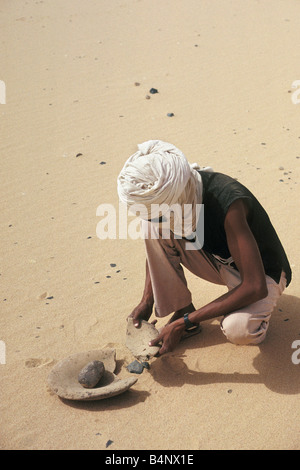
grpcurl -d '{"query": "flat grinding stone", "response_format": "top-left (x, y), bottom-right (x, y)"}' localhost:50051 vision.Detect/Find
top-left (47, 348), bottom-right (138, 401)
top-left (126, 319), bottom-right (160, 361)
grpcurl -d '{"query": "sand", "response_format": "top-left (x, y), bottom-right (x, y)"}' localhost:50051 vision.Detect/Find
top-left (0, 0), bottom-right (300, 450)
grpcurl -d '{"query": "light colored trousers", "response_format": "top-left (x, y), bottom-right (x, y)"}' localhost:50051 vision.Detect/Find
top-left (141, 220), bottom-right (286, 345)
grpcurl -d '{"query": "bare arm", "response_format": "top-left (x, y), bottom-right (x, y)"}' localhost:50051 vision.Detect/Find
top-left (150, 199), bottom-right (268, 354)
top-left (128, 259), bottom-right (154, 326)
top-left (188, 198), bottom-right (268, 321)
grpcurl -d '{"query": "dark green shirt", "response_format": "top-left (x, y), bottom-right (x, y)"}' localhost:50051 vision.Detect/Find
top-left (199, 171), bottom-right (292, 286)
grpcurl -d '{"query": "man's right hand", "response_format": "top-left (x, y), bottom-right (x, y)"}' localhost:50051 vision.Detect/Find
top-left (127, 300), bottom-right (153, 327)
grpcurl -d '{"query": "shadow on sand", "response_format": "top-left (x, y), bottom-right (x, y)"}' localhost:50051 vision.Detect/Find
top-left (59, 294), bottom-right (299, 411)
top-left (149, 294), bottom-right (300, 395)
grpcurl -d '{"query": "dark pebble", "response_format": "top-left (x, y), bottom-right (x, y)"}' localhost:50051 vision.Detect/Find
top-left (141, 361), bottom-right (150, 370)
top-left (227, 389), bottom-right (233, 394)
top-left (106, 440), bottom-right (113, 448)
top-left (167, 113), bottom-right (174, 117)
top-left (149, 88), bottom-right (158, 94)
top-left (110, 263), bottom-right (116, 267)
top-left (127, 360), bottom-right (145, 374)
top-left (76, 153), bottom-right (83, 157)
top-left (99, 161), bottom-right (106, 165)
top-left (78, 360), bottom-right (105, 388)
top-left (46, 296), bottom-right (54, 300)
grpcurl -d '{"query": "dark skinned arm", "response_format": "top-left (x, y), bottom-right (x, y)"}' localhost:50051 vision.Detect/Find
top-left (128, 260), bottom-right (154, 326)
top-left (150, 199), bottom-right (268, 355)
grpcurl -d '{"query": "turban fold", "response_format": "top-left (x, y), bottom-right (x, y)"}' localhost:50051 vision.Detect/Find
top-left (117, 140), bottom-right (212, 236)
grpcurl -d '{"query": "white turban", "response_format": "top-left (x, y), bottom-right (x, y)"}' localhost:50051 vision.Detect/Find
top-left (117, 140), bottom-right (212, 236)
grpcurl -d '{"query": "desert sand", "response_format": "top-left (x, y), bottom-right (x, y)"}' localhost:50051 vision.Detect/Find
top-left (0, 0), bottom-right (299, 450)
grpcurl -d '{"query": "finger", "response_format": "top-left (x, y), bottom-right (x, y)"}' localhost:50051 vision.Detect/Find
top-left (127, 314), bottom-right (140, 328)
top-left (158, 344), bottom-right (168, 356)
top-left (149, 333), bottom-right (162, 347)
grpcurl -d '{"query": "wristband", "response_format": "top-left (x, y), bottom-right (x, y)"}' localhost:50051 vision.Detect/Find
top-left (183, 313), bottom-right (197, 330)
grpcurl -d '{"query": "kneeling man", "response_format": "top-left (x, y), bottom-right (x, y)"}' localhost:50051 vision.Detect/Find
top-left (117, 140), bottom-right (291, 355)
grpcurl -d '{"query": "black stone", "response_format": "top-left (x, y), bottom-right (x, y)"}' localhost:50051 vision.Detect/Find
top-left (127, 360), bottom-right (144, 374)
top-left (141, 361), bottom-right (150, 370)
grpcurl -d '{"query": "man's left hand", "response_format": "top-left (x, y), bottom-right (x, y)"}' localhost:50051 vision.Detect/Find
top-left (149, 322), bottom-right (185, 355)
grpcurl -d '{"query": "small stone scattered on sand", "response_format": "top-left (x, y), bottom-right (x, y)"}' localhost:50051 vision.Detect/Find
top-left (149, 88), bottom-right (158, 94)
top-left (141, 361), bottom-right (150, 370)
top-left (127, 360), bottom-right (145, 374)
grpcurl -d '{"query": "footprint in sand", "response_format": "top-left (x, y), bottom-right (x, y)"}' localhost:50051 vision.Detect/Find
top-left (25, 358), bottom-right (54, 368)
top-left (38, 292), bottom-right (48, 300)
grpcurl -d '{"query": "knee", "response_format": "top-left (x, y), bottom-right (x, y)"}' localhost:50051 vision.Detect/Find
top-left (221, 313), bottom-right (268, 345)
